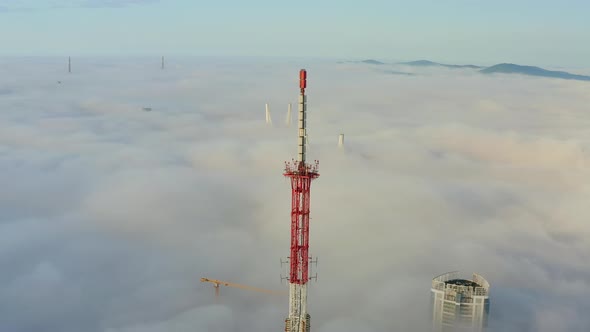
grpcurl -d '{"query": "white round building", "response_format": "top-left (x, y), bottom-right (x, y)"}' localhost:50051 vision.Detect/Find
top-left (431, 271), bottom-right (490, 332)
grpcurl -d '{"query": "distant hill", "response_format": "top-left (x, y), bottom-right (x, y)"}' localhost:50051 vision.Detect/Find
top-left (399, 60), bottom-right (439, 66)
top-left (383, 70), bottom-right (414, 76)
top-left (345, 59), bottom-right (590, 82)
top-left (360, 59), bottom-right (385, 65)
top-left (400, 60), bottom-right (482, 69)
top-left (338, 59), bottom-right (386, 65)
top-left (480, 63), bottom-right (590, 81)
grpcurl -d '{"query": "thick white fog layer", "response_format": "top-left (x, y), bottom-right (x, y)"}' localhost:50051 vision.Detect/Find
top-left (1, 57), bottom-right (589, 332)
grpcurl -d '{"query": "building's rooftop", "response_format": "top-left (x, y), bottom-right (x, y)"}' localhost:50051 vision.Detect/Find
top-left (432, 272), bottom-right (490, 297)
top-left (445, 279), bottom-right (481, 289)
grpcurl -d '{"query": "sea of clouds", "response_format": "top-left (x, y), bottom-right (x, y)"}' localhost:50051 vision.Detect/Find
top-left (1, 56), bottom-right (589, 332)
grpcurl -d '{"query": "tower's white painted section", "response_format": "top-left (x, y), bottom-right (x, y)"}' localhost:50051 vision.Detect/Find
top-left (297, 94), bottom-right (306, 162)
top-left (287, 283), bottom-right (308, 332)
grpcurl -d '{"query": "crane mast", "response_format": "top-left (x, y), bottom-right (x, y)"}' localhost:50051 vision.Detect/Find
top-left (200, 278), bottom-right (285, 297)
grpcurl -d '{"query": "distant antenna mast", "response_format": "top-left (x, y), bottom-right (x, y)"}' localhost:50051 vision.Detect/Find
top-left (266, 103), bottom-right (272, 125)
top-left (68, 56), bottom-right (71, 73)
top-left (161, 56), bottom-right (165, 70)
top-left (286, 103), bottom-right (292, 126)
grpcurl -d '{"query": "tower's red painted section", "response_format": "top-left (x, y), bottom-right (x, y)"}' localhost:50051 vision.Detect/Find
top-left (284, 160), bottom-right (319, 284)
top-left (299, 69), bottom-right (307, 91)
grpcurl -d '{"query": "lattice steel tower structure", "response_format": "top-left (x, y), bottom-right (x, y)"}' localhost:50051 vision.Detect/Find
top-left (283, 69), bottom-right (319, 332)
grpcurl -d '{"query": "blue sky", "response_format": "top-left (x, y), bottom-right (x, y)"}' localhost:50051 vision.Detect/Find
top-left (0, 0), bottom-right (589, 66)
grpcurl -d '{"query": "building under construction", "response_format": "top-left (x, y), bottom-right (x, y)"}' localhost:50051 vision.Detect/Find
top-left (431, 271), bottom-right (490, 332)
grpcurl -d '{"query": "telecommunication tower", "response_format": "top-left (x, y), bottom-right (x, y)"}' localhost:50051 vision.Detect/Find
top-left (282, 69), bottom-right (320, 332)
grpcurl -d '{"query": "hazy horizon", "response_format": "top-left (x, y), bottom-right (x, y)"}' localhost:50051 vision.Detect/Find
top-left (1, 0), bottom-right (589, 67)
top-left (2, 55), bottom-right (590, 74)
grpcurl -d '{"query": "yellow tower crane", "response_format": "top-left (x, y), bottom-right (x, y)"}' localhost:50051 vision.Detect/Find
top-left (200, 277), bottom-right (287, 298)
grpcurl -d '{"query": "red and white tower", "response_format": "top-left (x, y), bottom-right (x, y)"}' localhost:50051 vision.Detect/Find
top-left (283, 69), bottom-right (319, 332)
